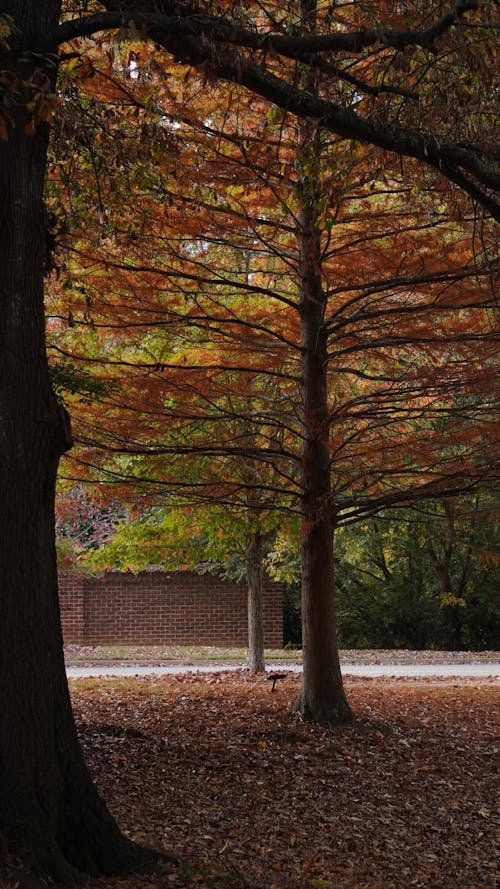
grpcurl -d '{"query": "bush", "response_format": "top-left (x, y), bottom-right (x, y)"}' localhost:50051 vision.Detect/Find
top-left (283, 582), bottom-right (302, 647)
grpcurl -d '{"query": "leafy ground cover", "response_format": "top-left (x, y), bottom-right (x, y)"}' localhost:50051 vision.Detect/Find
top-left (63, 645), bottom-right (499, 666)
top-left (61, 674), bottom-right (499, 889)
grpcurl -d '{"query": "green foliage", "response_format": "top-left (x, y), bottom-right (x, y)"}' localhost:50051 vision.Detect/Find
top-left (83, 506), bottom-right (200, 573)
top-left (265, 497), bottom-right (499, 650)
top-left (67, 485), bottom-right (499, 651)
top-left (283, 582), bottom-right (302, 648)
top-left (264, 528), bottom-right (302, 646)
top-left (84, 503), bottom-right (276, 582)
top-left (334, 498), bottom-right (500, 651)
top-left (0, 14), bottom-right (17, 50)
top-left (50, 361), bottom-right (108, 404)
top-left (265, 529), bottom-right (301, 586)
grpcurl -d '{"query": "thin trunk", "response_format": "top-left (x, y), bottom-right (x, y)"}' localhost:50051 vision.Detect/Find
top-left (457, 496), bottom-right (479, 597)
top-left (373, 521), bottom-right (392, 582)
top-left (426, 500), bottom-right (456, 597)
top-left (246, 531), bottom-right (266, 672)
top-left (426, 501), bottom-right (464, 648)
top-left (0, 6), bottom-right (157, 882)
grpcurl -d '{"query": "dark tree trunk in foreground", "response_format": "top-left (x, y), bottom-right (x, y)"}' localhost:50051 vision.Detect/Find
top-left (0, 3), bottom-right (156, 882)
top-left (294, 111), bottom-right (353, 724)
top-left (246, 531), bottom-right (266, 672)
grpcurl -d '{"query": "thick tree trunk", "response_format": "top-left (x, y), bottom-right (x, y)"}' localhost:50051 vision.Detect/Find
top-left (246, 531), bottom-right (266, 672)
top-left (296, 247), bottom-right (352, 722)
top-left (294, 110), bottom-right (352, 723)
top-left (0, 6), bottom-right (157, 882)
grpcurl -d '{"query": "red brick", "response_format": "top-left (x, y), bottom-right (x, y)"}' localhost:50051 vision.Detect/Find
top-left (58, 570), bottom-right (283, 647)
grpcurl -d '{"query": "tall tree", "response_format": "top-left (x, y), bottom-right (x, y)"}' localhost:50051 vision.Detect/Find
top-left (0, 3), bottom-right (156, 884)
top-left (294, 0), bottom-right (351, 721)
top-left (49, 48), bottom-right (497, 726)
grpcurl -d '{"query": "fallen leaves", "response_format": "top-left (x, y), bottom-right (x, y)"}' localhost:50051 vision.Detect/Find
top-left (63, 645), bottom-right (500, 667)
top-left (70, 674), bottom-right (499, 889)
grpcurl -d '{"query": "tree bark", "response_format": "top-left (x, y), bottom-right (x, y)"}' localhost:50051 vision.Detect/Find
top-left (294, 111), bottom-right (352, 723)
top-left (0, 4), bottom-right (157, 882)
top-left (246, 531), bottom-right (266, 672)
top-left (291, 0), bottom-right (352, 724)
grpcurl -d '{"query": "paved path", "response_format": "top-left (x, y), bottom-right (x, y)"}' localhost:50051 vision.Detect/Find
top-left (66, 662), bottom-right (500, 679)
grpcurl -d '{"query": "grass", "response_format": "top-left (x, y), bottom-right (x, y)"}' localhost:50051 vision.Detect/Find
top-left (63, 644), bottom-right (499, 666)
top-left (63, 643), bottom-right (303, 664)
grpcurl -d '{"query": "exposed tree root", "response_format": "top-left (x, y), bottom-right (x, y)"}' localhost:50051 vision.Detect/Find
top-left (0, 830), bottom-right (169, 888)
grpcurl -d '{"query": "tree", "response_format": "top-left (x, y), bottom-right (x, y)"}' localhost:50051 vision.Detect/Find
top-left (84, 502), bottom-right (280, 671)
top-left (0, 5), bottom-right (157, 884)
top-left (49, 46), bottom-right (497, 726)
top-left (48, 14), bottom-right (498, 727)
top-left (1, 0), bottom-right (498, 881)
top-left (55, 483), bottom-right (125, 565)
top-left (332, 494), bottom-right (500, 650)
top-left (267, 492), bottom-right (500, 650)
top-left (54, 0), bottom-right (500, 218)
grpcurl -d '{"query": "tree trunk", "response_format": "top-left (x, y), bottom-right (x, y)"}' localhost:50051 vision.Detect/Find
top-left (426, 500), bottom-right (464, 647)
top-left (294, 114), bottom-right (353, 723)
top-left (0, 6), bottom-right (157, 882)
top-left (246, 531), bottom-right (266, 672)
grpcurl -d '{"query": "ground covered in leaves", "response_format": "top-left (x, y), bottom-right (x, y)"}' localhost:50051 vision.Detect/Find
top-left (64, 645), bottom-right (499, 666)
top-left (69, 674), bottom-right (498, 889)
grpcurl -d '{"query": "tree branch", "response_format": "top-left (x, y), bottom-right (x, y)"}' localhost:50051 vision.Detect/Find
top-left (47, 4), bottom-right (500, 218)
top-left (54, 0), bottom-right (480, 57)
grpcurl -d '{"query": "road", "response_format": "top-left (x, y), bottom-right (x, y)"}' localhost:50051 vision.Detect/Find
top-left (66, 662), bottom-right (500, 679)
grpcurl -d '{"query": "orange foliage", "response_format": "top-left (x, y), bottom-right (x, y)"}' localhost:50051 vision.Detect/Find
top-left (46, 26), bottom-right (499, 519)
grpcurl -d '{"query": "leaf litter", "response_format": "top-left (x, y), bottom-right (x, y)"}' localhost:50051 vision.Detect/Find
top-left (64, 645), bottom-right (499, 666)
top-left (70, 674), bottom-right (498, 889)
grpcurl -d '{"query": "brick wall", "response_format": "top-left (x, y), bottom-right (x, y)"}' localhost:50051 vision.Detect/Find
top-left (59, 570), bottom-right (283, 647)
top-left (59, 571), bottom-right (85, 643)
